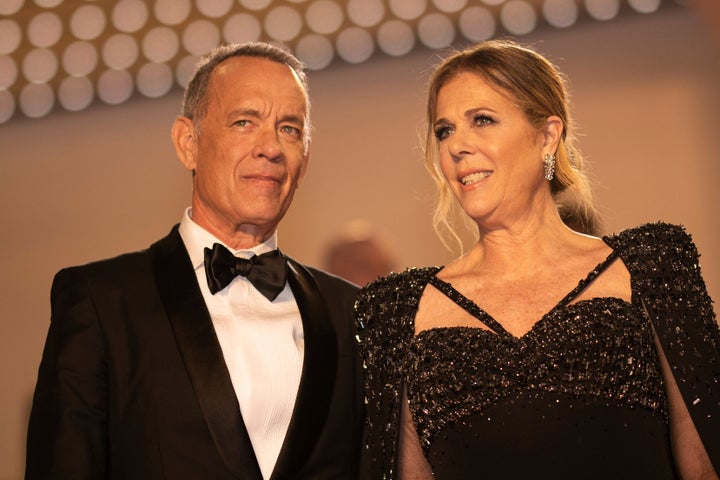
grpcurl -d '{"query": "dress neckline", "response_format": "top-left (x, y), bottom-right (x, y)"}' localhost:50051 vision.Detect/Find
top-left (427, 250), bottom-right (620, 339)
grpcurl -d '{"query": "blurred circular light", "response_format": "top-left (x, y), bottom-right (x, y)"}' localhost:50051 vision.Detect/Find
top-left (336, 27), bottom-right (375, 64)
top-left (102, 34), bottom-right (139, 70)
top-left (58, 76), bottom-right (94, 111)
top-left (175, 54), bottom-right (199, 88)
top-left (182, 20), bottom-right (220, 56)
top-left (155, 0), bottom-right (191, 25)
top-left (223, 13), bottom-right (262, 43)
top-left (0, 55), bottom-right (18, 88)
top-left (417, 13), bottom-right (455, 48)
top-left (28, 12), bottom-right (63, 47)
top-left (500, 0), bottom-right (537, 35)
top-left (543, 0), bottom-right (578, 28)
top-left (112, 0), bottom-right (149, 33)
top-left (97, 69), bottom-right (134, 104)
top-left (459, 6), bottom-right (495, 41)
top-left (0, 90), bottom-right (16, 124)
top-left (23, 48), bottom-right (58, 83)
top-left (63, 41), bottom-right (99, 76)
top-left (306, 0), bottom-right (344, 35)
top-left (71, 4), bottom-right (107, 40)
top-left (584, 0), bottom-right (620, 20)
top-left (0, 0), bottom-right (23, 15)
top-left (34, 0), bottom-right (63, 7)
top-left (628, 0), bottom-right (661, 13)
top-left (295, 34), bottom-right (335, 70)
top-left (0, 19), bottom-right (22, 54)
top-left (20, 83), bottom-right (55, 118)
top-left (137, 62), bottom-right (174, 98)
top-left (377, 20), bottom-right (415, 56)
top-left (143, 26), bottom-right (179, 62)
top-left (347, 0), bottom-right (385, 27)
top-left (265, 6), bottom-right (303, 41)
top-left (196, 0), bottom-right (233, 17)
top-left (433, 0), bottom-right (467, 12)
top-left (482, 0), bottom-right (505, 5)
top-left (390, 0), bottom-right (426, 20)
top-left (239, 0), bottom-right (272, 10)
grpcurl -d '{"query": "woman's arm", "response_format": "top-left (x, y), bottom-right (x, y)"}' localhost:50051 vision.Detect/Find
top-left (655, 333), bottom-right (718, 479)
top-left (398, 390), bottom-right (434, 480)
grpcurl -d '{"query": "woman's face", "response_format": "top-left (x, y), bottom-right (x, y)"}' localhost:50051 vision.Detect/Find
top-left (434, 71), bottom-right (554, 230)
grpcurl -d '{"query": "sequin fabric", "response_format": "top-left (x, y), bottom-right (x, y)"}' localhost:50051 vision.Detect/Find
top-left (408, 298), bottom-right (666, 453)
top-left (355, 223), bottom-right (720, 479)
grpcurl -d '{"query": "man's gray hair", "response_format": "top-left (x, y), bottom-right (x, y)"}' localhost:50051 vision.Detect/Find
top-left (181, 43), bottom-right (311, 145)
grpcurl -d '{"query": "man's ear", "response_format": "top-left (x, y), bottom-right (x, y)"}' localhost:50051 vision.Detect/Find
top-left (297, 147), bottom-right (311, 188)
top-left (543, 115), bottom-right (563, 154)
top-left (171, 116), bottom-right (197, 172)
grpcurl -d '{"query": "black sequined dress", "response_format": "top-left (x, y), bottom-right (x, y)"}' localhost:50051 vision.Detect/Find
top-left (355, 223), bottom-right (720, 479)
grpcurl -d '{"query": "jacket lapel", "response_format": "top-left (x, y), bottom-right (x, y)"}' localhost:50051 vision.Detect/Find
top-left (270, 258), bottom-right (338, 480)
top-left (150, 226), bottom-right (263, 480)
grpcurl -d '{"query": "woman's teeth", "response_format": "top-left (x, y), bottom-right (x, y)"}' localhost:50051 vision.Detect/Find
top-left (460, 171), bottom-right (491, 185)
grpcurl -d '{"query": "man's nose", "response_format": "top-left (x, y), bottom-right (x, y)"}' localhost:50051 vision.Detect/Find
top-left (252, 128), bottom-right (282, 161)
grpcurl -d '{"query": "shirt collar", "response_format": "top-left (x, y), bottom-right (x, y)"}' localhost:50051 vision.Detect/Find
top-left (178, 207), bottom-right (279, 271)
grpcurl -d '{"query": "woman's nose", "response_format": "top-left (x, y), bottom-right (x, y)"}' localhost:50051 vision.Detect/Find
top-left (448, 129), bottom-right (474, 159)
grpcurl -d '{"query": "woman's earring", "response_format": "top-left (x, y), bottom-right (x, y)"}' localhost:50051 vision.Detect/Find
top-left (543, 153), bottom-right (556, 181)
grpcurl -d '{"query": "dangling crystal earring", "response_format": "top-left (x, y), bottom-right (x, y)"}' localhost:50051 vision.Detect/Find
top-left (543, 153), bottom-right (556, 181)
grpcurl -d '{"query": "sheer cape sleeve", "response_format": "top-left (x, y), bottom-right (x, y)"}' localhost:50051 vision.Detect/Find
top-left (605, 222), bottom-right (720, 471)
top-left (354, 267), bottom-right (441, 480)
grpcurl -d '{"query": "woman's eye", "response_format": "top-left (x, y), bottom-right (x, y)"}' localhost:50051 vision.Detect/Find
top-left (474, 114), bottom-right (495, 126)
top-left (434, 126), bottom-right (453, 141)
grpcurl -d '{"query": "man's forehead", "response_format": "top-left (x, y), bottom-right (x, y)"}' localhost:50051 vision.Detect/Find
top-left (213, 56), bottom-right (300, 86)
top-left (210, 57), bottom-right (307, 100)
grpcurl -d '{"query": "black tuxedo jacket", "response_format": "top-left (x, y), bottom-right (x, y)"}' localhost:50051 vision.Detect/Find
top-left (26, 226), bottom-right (363, 479)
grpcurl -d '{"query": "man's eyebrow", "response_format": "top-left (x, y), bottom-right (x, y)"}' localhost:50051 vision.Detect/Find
top-left (279, 114), bottom-right (305, 125)
top-left (227, 108), bottom-right (262, 118)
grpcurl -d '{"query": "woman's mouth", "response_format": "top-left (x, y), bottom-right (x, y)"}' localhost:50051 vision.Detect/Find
top-left (460, 171), bottom-right (492, 186)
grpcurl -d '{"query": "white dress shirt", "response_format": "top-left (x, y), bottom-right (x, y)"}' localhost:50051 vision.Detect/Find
top-left (178, 208), bottom-right (304, 480)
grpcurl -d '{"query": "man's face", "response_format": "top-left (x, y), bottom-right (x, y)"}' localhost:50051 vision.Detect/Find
top-left (177, 56), bottom-right (310, 243)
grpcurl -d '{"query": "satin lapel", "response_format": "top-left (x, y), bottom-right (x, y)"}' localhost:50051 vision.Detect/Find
top-left (270, 258), bottom-right (338, 480)
top-left (150, 226), bottom-right (263, 480)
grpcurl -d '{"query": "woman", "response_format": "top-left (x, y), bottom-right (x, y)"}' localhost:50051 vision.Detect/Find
top-left (355, 40), bottom-right (720, 479)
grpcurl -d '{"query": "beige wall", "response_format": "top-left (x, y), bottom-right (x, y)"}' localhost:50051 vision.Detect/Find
top-left (2, 7), bottom-right (719, 479)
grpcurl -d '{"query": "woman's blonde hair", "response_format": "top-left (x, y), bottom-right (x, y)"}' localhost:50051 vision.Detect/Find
top-left (424, 39), bottom-right (600, 252)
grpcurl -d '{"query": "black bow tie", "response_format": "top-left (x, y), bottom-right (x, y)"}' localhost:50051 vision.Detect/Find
top-left (204, 243), bottom-right (287, 301)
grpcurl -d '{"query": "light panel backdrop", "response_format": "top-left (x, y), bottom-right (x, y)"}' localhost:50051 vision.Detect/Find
top-left (2, 2), bottom-right (720, 479)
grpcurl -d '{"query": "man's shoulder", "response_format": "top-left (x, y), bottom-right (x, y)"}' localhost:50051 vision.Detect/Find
top-left (286, 256), bottom-right (360, 295)
top-left (55, 226), bottom-right (180, 282)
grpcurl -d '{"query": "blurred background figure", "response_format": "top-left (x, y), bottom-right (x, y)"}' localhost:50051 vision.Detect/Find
top-left (323, 219), bottom-right (398, 286)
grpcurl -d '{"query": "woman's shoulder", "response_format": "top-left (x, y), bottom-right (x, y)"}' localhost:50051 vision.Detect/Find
top-left (355, 266), bottom-right (442, 322)
top-left (603, 221), bottom-right (700, 274)
top-left (362, 266), bottom-right (443, 293)
top-left (603, 221), bottom-right (694, 252)
top-left (357, 266), bottom-right (442, 302)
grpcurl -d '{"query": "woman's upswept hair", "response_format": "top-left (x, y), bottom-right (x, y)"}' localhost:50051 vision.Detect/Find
top-left (424, 39), bottom-right (601, 251)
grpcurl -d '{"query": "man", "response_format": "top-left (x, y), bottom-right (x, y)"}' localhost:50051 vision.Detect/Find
top-left (26, 43), bottom-right (363, 479)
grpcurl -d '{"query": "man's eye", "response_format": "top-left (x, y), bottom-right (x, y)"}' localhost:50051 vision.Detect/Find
top-left (234, 120), bottom-right (251, 127)
top-left (280, 125), bottom-right (301, 137)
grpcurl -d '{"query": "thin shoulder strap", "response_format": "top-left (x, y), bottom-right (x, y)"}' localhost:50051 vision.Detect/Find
top-left (556, 250), bottom-right (619, 308)
top-left (428, 276), bottom-right (512, 337)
